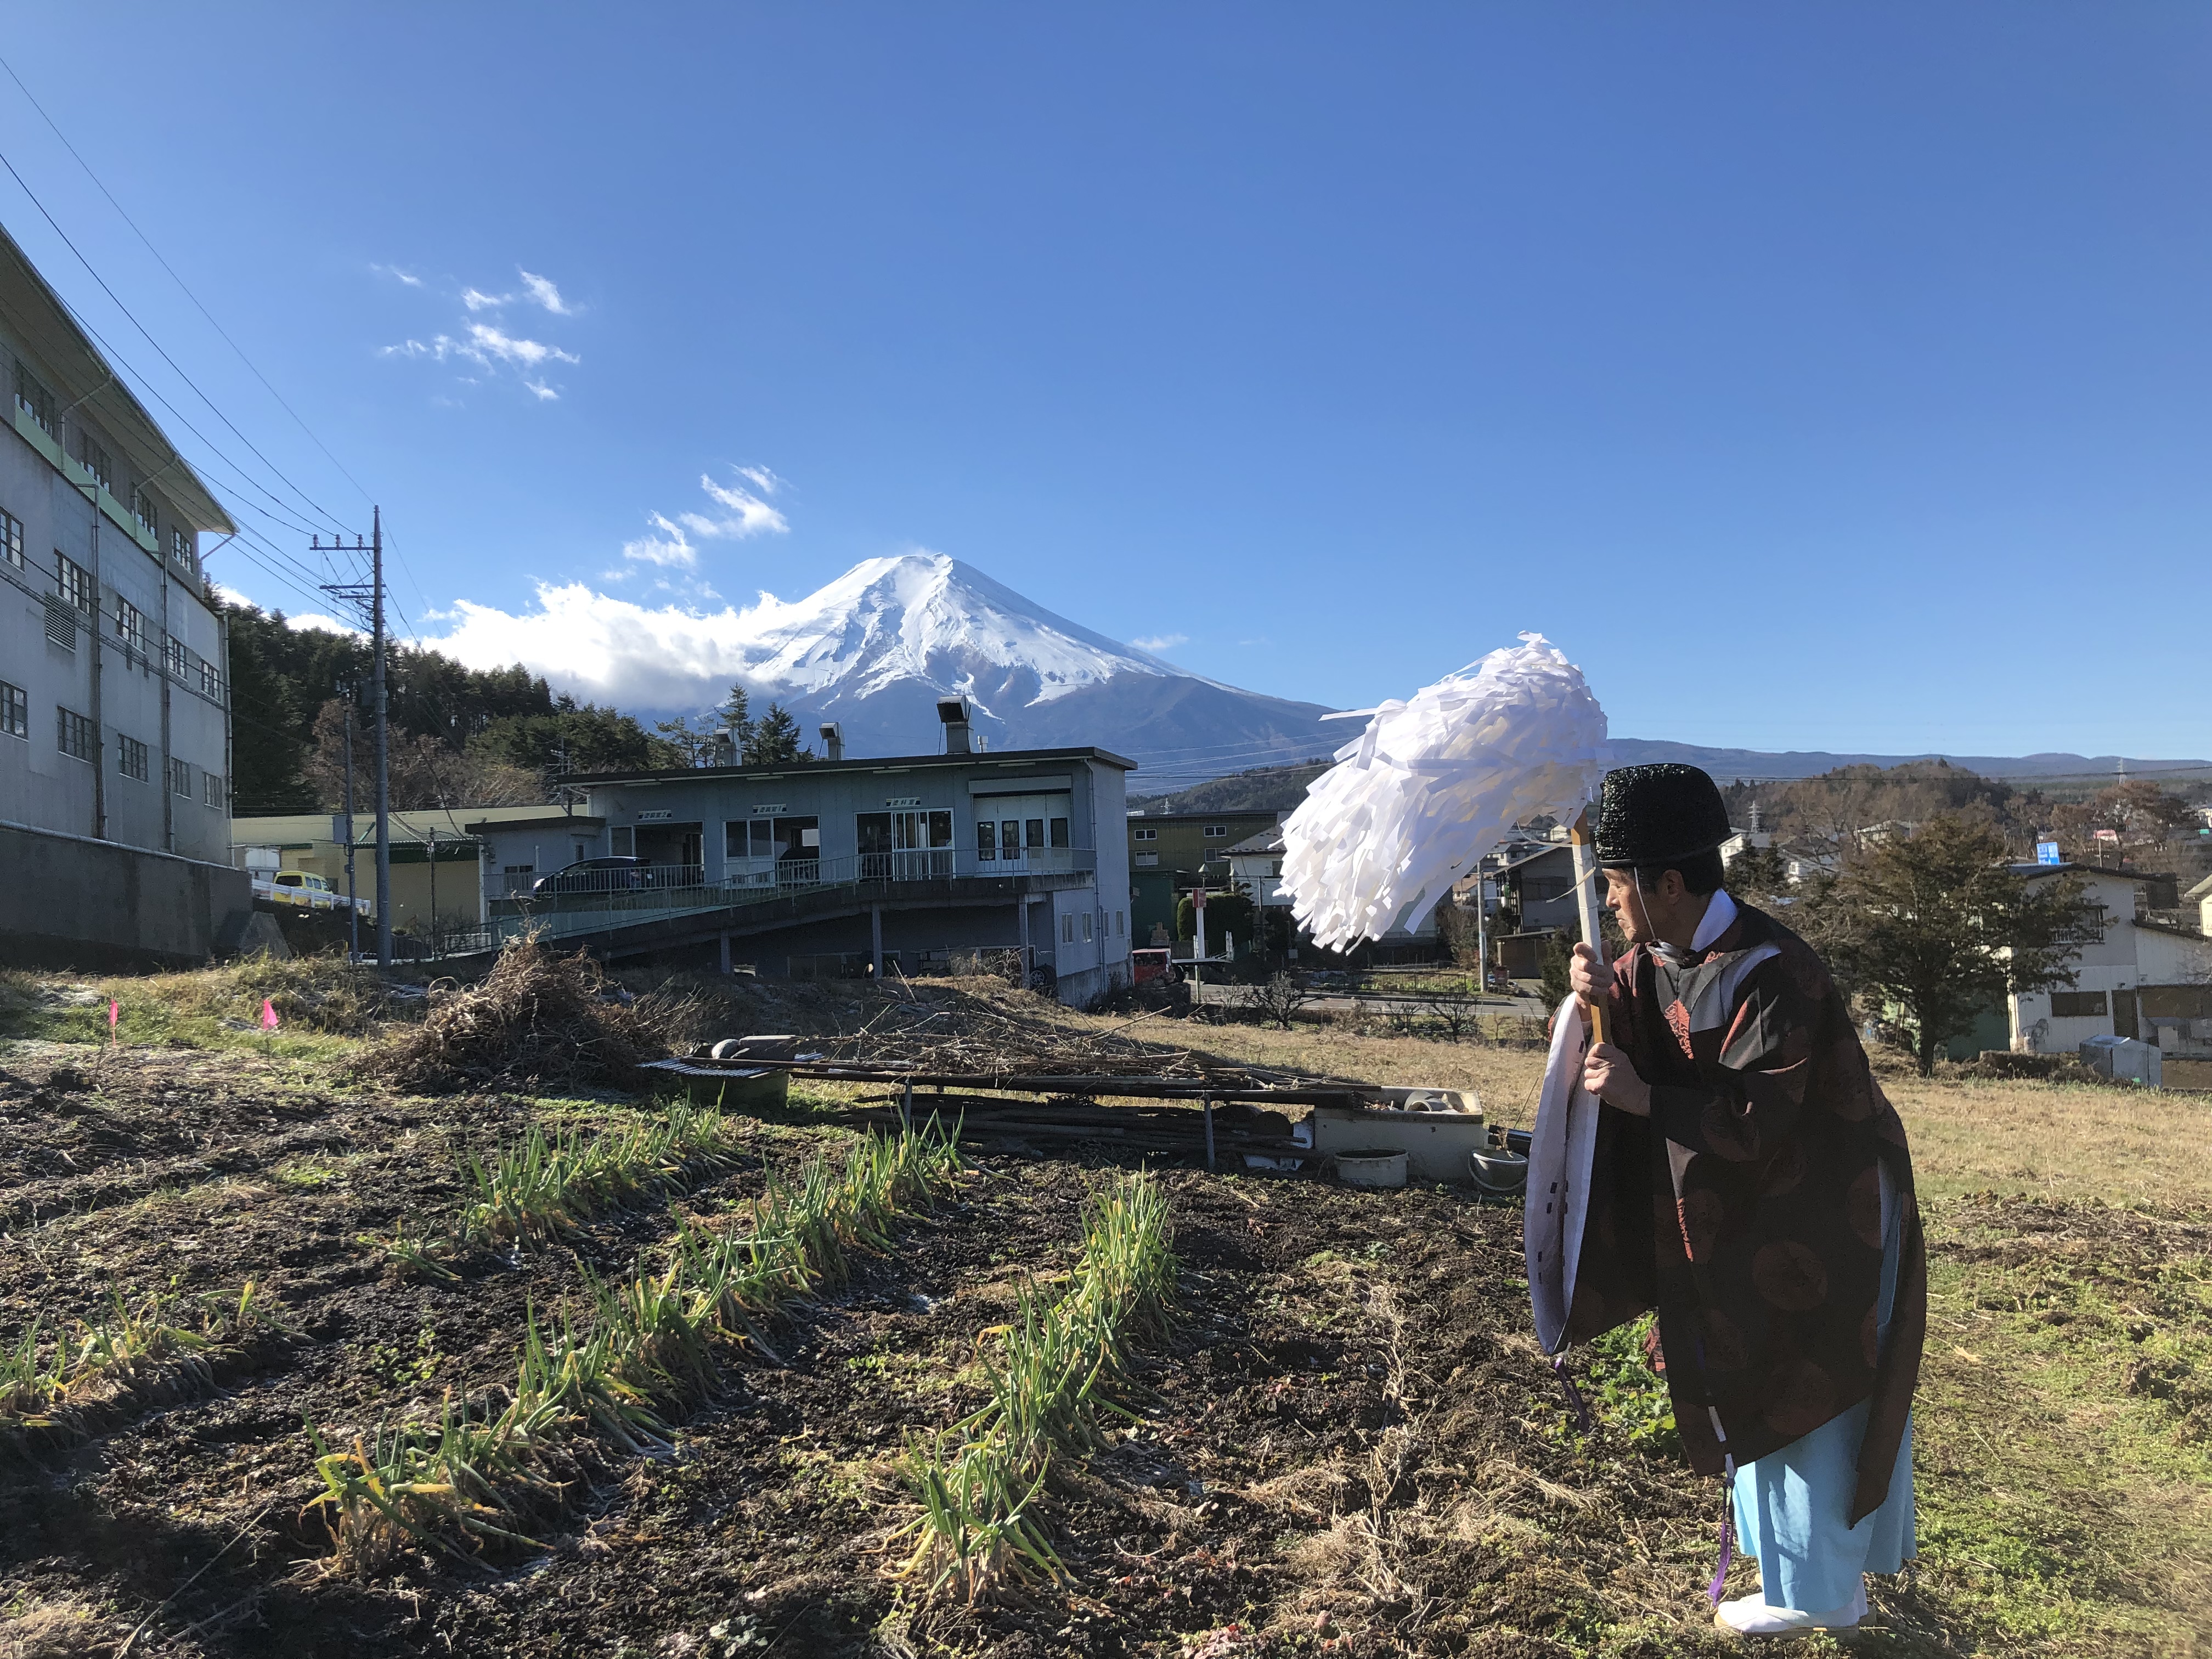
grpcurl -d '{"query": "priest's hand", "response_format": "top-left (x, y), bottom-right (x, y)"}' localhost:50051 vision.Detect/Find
top-left (1568, 943), bottom-right (1617, 1033)
top-left (1583, 1042), bottom-right (1651, 1117)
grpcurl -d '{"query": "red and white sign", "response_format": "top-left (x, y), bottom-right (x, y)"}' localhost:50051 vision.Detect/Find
top-left (2093, 828), bottom-right (2120, 844)
top-left (1193, 888), bottom-right (1207, 910)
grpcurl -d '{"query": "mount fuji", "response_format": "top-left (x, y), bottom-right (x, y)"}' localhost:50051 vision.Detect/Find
top-left (607, 554), bottom-right (1336, 782)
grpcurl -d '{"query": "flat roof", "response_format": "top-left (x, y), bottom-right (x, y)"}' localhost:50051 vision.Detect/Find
top-left (464, 814), bottom-right (607, 836)
top-left (1122, 807), bottom-right (1282, 822)
top-left (563, 744), bottom-right (1138, 786)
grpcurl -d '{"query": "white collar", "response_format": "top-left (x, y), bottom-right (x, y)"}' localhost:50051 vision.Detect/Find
top-left (1690, 887), bottom-right (1739, 952)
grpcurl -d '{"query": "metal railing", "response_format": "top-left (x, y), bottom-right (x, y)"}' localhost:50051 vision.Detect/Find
top-left (487, 848), bottom-right (1097, 943)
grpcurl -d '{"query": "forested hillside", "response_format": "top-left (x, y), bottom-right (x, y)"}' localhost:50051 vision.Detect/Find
top-left (223, 605), bottom-right (670, 815)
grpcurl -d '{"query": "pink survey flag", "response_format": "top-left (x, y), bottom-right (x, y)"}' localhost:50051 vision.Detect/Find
top-left (261, 998), bottom-right (279, 1031)
top-left (108, 999), bottom-right (119, 1035)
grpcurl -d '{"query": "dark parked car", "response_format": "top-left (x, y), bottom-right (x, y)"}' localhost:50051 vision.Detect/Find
top-left (531, 855), bottom-right (646, 896)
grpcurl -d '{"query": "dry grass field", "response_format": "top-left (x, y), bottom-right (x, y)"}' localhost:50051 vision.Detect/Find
top-left (0, 960), bottom-right (2204, 1658)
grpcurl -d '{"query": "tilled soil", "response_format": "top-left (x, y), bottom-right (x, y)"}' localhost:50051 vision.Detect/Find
top-left (2, 1041), bottom-right (1961, 1657)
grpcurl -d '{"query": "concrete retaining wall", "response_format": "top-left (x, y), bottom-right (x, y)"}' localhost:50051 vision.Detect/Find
top-left (0, 819), bottom-right (253, 969)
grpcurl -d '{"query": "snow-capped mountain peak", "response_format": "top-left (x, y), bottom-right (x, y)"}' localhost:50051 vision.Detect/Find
top-left (730, 552), bottom-right (1180, 716)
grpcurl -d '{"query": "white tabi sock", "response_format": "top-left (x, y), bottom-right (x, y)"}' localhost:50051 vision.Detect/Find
top-left (1714, 1579), bottom-right (1867, 1636)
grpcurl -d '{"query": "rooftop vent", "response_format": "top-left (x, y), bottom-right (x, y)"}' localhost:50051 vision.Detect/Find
top-left (818, 721), bottom-right (844, 763)
top-left (936, 695), bottom-right (973, 755)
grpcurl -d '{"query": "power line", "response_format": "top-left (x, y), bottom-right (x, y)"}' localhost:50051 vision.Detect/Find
top-left (0, 138), bottom-right (352, 537)
top-left (0, 50), bottom-right (379, 514)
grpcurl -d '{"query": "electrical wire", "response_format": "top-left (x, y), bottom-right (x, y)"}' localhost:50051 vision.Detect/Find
top-left (0, 139), bottom-right (352, 537)
top-left (0, 52), bottom-right (379, 514)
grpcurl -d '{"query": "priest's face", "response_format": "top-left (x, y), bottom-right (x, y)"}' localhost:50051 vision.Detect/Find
top-left (1603, 866), bottom-right (1700, 949)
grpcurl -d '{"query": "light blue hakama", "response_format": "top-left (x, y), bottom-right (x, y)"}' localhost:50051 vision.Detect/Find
top-left (1729, 1165), bottom-right (1917, 1613)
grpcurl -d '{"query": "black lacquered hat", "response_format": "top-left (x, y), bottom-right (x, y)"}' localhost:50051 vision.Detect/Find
top-left (1594, 764), bottom-right (1732, 868)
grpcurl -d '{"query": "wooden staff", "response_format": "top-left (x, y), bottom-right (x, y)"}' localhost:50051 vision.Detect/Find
top-left (1568, 806), bottom-right (1610, 1046)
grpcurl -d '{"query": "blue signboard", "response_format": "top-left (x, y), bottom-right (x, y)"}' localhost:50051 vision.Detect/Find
top-left (2035, 841), bottom-right (2062, 866)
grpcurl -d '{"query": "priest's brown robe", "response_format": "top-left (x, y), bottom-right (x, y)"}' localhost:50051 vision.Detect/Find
top-left (1562, 902), bottom-right (1925, 1525)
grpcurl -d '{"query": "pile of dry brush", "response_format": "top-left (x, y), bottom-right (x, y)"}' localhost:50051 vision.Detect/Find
top-left (354, 935), bottom-right (694, 1092)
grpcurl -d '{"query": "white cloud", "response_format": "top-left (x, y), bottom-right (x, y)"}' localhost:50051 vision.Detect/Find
top-left (212, 581), bottom-right (253, 607)
top-left (734, 464), bottom-right (782, 495)
top-left (380, 269), bottom-right (580, 402)
top-left (421, 583), bottom-right (780, 710)
top-left (615, 472), bottom-right (791, 573)
top-left (622, 515), bottom-right (701, 569)
top-left (373, 263), bottom-right (424, 287)
top-left (1131, 633), bottom-right (1189, 652)
top-left (288, 612), bottom-right (368, 638)
top-left (518, 269), bottom-right (575, 314)
top-left (464, 322), bottom-right (579, 369)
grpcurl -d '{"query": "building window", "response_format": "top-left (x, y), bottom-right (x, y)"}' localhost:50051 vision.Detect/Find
top-left (0, 507), bottom-right (21, 568)
top-left (2050, 990), bottom-right (2108, 1018)
top-left (165, 637), bottom-right (189, 680)
top-left (202, 771), bottom-right (225, 809)
top-left (170, 526), bottom-right (197, 575)
top-left (58, 707), bottom-right (96, 762)
top-left (75, 433), bottom-right (111, 494)
top-left (167, 755), bottom-right (192, 796)
top-left (1114, 910), bottom-right (1124, 936)
top-left (55, 553), bottom-right (96, 613)
top-left (115, 597), bottom-right (147, 654)
top-left (1133, 827), bottom-right (1157, 842)
top-left (1203, 825), bottom-right (1228, 839)
top-left (1050, 816), bottom-right (1069, 848)
top-left (977, 820), bottom-right (997, 861)
top-left (1062, 913), bottom-right (1074, 944)
top-left (1081, 912), bottom-right (1093, 943)
top-left (1135, 852), bottom-right (1159, 867)
top-left (1025, 817), bottom-right (1045, 851)
top-left (198, 659), bottom-right (224, 702)
top-left (13, 361), bottom-right (54, 436)
top-left (1270, 859), bottom-right (1283, 877)
top-left (132, 489), bottom-right (159, 540)
top-left (117, 733), bottom-right (148, 781)
top-left (0, 680), bottom-right (25, 739)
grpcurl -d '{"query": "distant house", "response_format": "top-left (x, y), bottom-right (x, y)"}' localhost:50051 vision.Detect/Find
top-left (2007, 863), bottom-right (2212, 1090)
top-left (2187, 872), bottom-right (2212, 939)
top-left (1222, 825), bottom-right (1287, 910)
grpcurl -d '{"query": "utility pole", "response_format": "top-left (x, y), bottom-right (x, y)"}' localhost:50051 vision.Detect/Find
top-left (341, 685), bottom-right (359, 962)
top-left (316, 507), bottom-right (391, 968)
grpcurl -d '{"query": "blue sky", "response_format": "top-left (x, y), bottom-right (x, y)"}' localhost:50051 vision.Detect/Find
top-left (1, 5), bottom-right (2205, 758)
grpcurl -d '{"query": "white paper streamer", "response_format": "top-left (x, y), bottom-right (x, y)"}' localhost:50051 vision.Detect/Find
top-left (1280, 634), bottom-right (1609, 950)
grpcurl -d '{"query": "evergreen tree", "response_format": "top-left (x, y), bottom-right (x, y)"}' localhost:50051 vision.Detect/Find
top-left (744, 702), bottom-right (811, 765)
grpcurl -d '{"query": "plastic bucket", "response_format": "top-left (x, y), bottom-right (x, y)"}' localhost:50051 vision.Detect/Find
top-left (1469, 1147), bottom-right (1528, 1198)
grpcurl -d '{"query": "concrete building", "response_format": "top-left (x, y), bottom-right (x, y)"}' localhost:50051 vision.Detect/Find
top-left (2007, 863), bottom-right (2212, 1090)
top-left (0, 221), bottom-right (249, 966)
top-left (1125, 809), bottom-right (1281, 886)
top-left (472, 725), bottom-right (1137, 1006)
